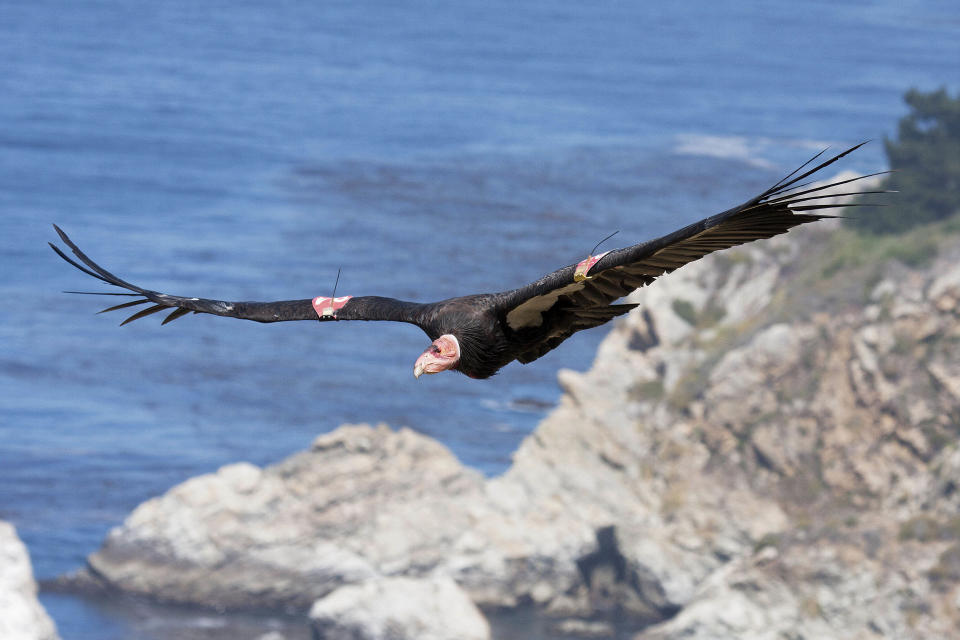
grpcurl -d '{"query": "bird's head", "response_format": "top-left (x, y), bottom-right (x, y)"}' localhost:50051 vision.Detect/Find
top-left (413, 334), bottom-right (461, 379)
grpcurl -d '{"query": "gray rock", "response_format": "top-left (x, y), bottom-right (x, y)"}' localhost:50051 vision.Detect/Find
top-left (81, 424), bottom-right (489, 610)
top-left (639, 525), bottom-right (956, 640)
top-left (0, 521), bottom-right (59, 640)
top-left (309, 576), bottom-right (489, 640)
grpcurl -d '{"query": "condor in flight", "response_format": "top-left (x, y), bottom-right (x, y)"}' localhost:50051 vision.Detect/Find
top-left (52, 144), bottom-right (883, 380)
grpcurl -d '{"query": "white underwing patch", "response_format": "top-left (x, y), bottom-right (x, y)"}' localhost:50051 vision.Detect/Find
top-left (506, 282), bottom-right (585, 330)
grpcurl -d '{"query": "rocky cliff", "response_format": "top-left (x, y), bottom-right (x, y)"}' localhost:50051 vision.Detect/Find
top-left (0, 521), bottom-right (59, 640)
top-left (63, 176), bottom-right (960, 638)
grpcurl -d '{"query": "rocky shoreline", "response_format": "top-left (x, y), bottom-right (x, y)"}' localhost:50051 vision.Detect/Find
top-left (57, 179), bottom-right (960, 639)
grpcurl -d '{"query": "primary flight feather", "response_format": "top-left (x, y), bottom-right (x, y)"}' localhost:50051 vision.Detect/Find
top-left (51, 143), bottom-right (883, 380)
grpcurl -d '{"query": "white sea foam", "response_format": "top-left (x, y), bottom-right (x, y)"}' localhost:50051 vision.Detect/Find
top-left (674, 134), bottom-right (841, 170)
top-left (674, 134), bottom-right (774, 169)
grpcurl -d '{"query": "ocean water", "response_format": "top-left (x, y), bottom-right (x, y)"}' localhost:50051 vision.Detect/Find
top-left (1, 1), bottom-right (957, 638)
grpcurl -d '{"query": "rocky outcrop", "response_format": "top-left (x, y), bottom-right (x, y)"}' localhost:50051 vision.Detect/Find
top-left (641, 522), bottom-right (954, 640)
top-left (77, 424), bottom-right (489, 610)
top-left (616, 223), bottom-right (960, 638)
top-left (309, 576), bottom-right (490, 640)
top-left (0, 521), bottom-right (59, 640)
top-left (65, 177), bottom-right (960, 638)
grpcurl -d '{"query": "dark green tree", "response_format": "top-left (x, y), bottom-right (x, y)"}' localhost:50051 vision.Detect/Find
top-left (847, 87), bottom-right (960, 234)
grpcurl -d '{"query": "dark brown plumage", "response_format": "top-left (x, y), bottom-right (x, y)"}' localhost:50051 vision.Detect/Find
top-left (51, 143), bottom-right (885, 379)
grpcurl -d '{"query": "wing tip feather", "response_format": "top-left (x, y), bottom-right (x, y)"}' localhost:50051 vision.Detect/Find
top-left (119, 304), bottom-right (167, 326)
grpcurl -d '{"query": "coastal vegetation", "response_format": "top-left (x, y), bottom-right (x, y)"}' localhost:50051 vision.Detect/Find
top-left (846, 87), bottom-right (960, 234)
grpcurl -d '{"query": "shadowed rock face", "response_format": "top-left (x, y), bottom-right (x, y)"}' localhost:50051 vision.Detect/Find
top-left (0, 521), bottom-right (59, 640)
top-left (64, 178), bottom-right (960, 638)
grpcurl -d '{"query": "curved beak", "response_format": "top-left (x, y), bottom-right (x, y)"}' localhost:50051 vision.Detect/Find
top-left (413, 335), bottom-right (459, 379)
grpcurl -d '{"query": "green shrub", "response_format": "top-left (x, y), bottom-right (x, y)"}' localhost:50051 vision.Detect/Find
top-left (630, 379), bottom-right (665, 402)
top-left (671, 299), bottom-right (697, 325)
top-left (846, 87), bottom-right (960, 234)
top-left (670, 298), bottom-right (726, 328)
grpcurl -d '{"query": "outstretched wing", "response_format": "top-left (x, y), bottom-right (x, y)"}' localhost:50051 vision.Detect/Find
top-left (498, 143), bottom-right (886, 362)
top-left (50, 225), bottom-right (341, 325)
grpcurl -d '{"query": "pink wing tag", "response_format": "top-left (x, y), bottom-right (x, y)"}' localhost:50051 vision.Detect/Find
top-left (574, 251), bottom-right (610, 282)
top-left (312, 296), bottom-right (353, 318)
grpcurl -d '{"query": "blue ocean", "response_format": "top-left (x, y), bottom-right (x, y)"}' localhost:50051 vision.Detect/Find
top-left (2, 1), bottom-right (957, 637)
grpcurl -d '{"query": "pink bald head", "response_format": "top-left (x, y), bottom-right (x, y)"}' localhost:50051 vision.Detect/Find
top-left (413, 334), bottom-right (461, 379)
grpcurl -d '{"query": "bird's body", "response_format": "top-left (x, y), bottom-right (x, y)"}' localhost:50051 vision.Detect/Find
top-left (52, 143), bottom-right (885, 379)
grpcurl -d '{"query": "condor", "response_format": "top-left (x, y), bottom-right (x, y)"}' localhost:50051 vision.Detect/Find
top-left (52, 144), bottom-right (883, 380)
